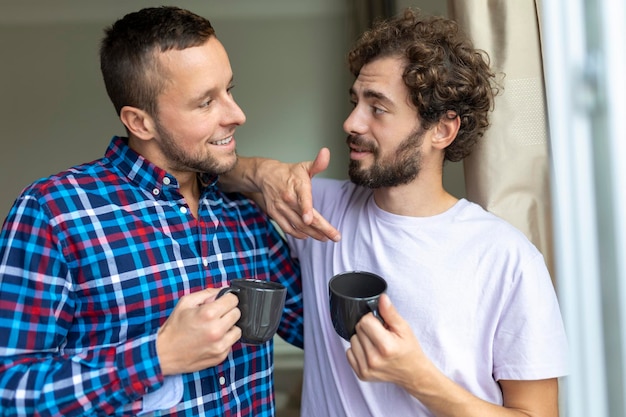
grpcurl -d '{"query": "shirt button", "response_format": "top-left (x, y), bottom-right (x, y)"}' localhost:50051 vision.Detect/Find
top-left (202, 258), bottom-right (209, 267)
top-left (219, 376), bottom-right (226, 386)
top-left (180, 206), bottom-right (188, 214)
top-left (152, 188), bottom-right (160, 196)
top-left (163, 177), bottom-right (171, 185)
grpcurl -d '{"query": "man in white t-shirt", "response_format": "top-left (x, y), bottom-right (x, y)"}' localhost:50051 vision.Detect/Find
top-left (223, 8), bottom-right (568, 417)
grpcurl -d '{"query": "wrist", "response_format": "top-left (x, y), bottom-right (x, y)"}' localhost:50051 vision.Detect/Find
top-left (219, 156), bottom-right (260, 192)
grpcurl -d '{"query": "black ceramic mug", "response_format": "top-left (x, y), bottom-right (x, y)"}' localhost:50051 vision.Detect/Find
top-left (218, 278), bottom-right (287, 345)
top-left (328, 271), bottom-right (387, 341)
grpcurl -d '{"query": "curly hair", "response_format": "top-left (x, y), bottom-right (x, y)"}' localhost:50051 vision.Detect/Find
top-left (348, 9), bottom-right (498, 162)
top-left (99, 6), bottom-right (216, 118)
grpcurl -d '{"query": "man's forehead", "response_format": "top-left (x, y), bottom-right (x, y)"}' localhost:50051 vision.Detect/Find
top-left (351, 56), bottom-right (409, 104)
top-left (356, 55), bottom-right (404, 82)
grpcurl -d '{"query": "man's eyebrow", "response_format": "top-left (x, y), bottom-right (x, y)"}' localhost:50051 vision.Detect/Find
top-left (349, 87), bottom-right (394, 107)
top-left (193, 76), bottom-right (235, 102)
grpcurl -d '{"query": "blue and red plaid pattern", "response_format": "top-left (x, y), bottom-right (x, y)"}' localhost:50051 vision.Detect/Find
top-left (0, 136), bottom-right (303, 417)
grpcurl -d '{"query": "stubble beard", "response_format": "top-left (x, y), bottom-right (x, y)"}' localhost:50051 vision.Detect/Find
top-left (348, 126), bottom-right (425, 189)
top-left (155, 119), bottom-right (237, 175)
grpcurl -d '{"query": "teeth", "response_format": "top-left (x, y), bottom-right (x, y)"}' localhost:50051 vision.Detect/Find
top-left (212, 137), bottom-right (232, 146)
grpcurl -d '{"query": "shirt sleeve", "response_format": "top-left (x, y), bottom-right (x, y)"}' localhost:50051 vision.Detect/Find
top-left (139, 375), bottom-right (183, 415)
top-left (492, 252), bottom-right (569, 381)
top-left (0, 192), bottom-right (162, 417)
top-left (265, 220), bottom-right (304, 349)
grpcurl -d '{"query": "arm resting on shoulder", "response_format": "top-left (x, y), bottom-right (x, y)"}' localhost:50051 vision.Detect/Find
top-left (219, 149), bottom-right (340, 242)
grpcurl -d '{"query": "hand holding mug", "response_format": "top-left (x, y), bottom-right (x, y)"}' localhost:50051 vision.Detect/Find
top-left (156, 287), bottom-right (242, 376)
top-left (218, 278), bottom-right (287, 345)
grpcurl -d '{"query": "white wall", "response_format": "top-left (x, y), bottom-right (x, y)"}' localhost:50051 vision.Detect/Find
top-left (0, 0), bottom-right (352, 217)
top-left (0, 0), bottom-right (463, 219)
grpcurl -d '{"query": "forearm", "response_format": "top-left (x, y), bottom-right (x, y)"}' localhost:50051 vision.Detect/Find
top-left (406, 371), bottom-right (509, 417)
top-left (403, 364), bottom-right (557, 417)
top-left (0, 334), bottom-right (162, 416)
top-left (219, 156), bottom-right (274, 193)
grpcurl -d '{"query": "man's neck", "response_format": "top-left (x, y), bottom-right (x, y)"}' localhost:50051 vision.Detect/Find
top-left (176, 172), bottom-right (201, 219)
top-left (371, 177), bottom-right (458, 217)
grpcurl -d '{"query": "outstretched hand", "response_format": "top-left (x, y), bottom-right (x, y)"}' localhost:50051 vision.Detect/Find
top-left (255, 148), bottom-right (341, 242)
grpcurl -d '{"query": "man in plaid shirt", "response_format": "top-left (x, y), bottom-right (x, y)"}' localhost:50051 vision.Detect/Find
top-left (0, 6), bottom-right (305, 416)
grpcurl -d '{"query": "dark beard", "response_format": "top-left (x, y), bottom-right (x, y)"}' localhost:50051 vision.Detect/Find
top-left (348, 127), bottom-right (425, 189)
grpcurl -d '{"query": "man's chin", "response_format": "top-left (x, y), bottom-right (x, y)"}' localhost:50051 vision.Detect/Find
top-left (348, 170), bottom-right (373, 188)
top-left (212, 153), bottom-right (238, 175)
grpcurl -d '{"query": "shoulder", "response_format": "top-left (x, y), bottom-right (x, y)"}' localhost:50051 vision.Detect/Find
top-left (456, 200), bottom-right (533, 239)
top-left (15, 158), bottom-right (113, 210)
top-left (454, 199), bottom-right (544, 261)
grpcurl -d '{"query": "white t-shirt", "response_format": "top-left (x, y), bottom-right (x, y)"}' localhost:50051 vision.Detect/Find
top-left (287, 178), bottom-right (568, 417)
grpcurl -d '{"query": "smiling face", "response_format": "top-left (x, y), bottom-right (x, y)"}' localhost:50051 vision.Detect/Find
top-left (149, 36), bottom-right (246, 176)
top-left (344, 55), bottom-right (427, 188)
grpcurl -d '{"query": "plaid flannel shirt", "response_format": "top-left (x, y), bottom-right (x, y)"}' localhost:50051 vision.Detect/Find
top-left (0, 136), bottom-right (303, 416)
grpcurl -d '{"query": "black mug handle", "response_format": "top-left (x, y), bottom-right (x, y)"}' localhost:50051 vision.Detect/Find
top-left (217, 287), bottom-right (241, 298)
top-left (366, 299), bottom-right (385, 326)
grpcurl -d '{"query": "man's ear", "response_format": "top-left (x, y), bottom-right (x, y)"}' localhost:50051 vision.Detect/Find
top-left (432, 111), bottom-right (460, 149)
top-left (119, 106), bottom-right (156, 140)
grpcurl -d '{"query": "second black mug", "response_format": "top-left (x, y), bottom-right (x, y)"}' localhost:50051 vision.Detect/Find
top-left (328, 271), bottom-right (387, 341)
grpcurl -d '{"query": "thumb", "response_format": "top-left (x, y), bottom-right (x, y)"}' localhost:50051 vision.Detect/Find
top-left (377, 294), bottom-right (404, 332)
top-left (307, 147), bottom-right (330, 178)
top-left (183, 287), bottom-right (223, 306)
top-left (300, 148), bottom-right (329, 225)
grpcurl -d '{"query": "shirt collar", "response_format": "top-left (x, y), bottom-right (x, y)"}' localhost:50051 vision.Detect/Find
top-left (105, 136), bottom-right (219, 197)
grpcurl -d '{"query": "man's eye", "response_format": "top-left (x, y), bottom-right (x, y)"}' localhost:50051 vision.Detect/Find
top-left (372, 106), bottom-right (385, 114)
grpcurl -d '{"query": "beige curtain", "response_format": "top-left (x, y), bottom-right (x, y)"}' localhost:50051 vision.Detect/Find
top-left (447, 0), bottom-right (555, 283)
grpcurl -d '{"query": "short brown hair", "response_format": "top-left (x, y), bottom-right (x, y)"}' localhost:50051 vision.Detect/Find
top-left (100, 6), bottom-right (216, 117)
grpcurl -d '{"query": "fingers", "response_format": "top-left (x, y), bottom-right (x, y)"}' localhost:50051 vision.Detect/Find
top-left (307, 209), bottom-right (341, 242)
top-left (267, 208), bottom-right (311, 240)
top-left (288, 209), bottom-right (341, 242)
top-left (354, 295), bottom-right (406, 349)
top-left (347, 327), bottom-right (379, 381)
top-left (293, 166), bottom-right (315, 226)
top-left (347, 334), bottom-right (365, 379)
top-left (157, 290), bottom-right (242, 375)
top-left (272, 205), bottom-right (341, 242)
top-left (208, 292), bottom-right (240, 319)
top-left (208, 303), bottom-right (242, 347)
top-left (179, 287), bottom-right (226, 306)
top-left (346, 346), bottom-right (360, 378)
top-left (299, 148), bottom-right (330, 225)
